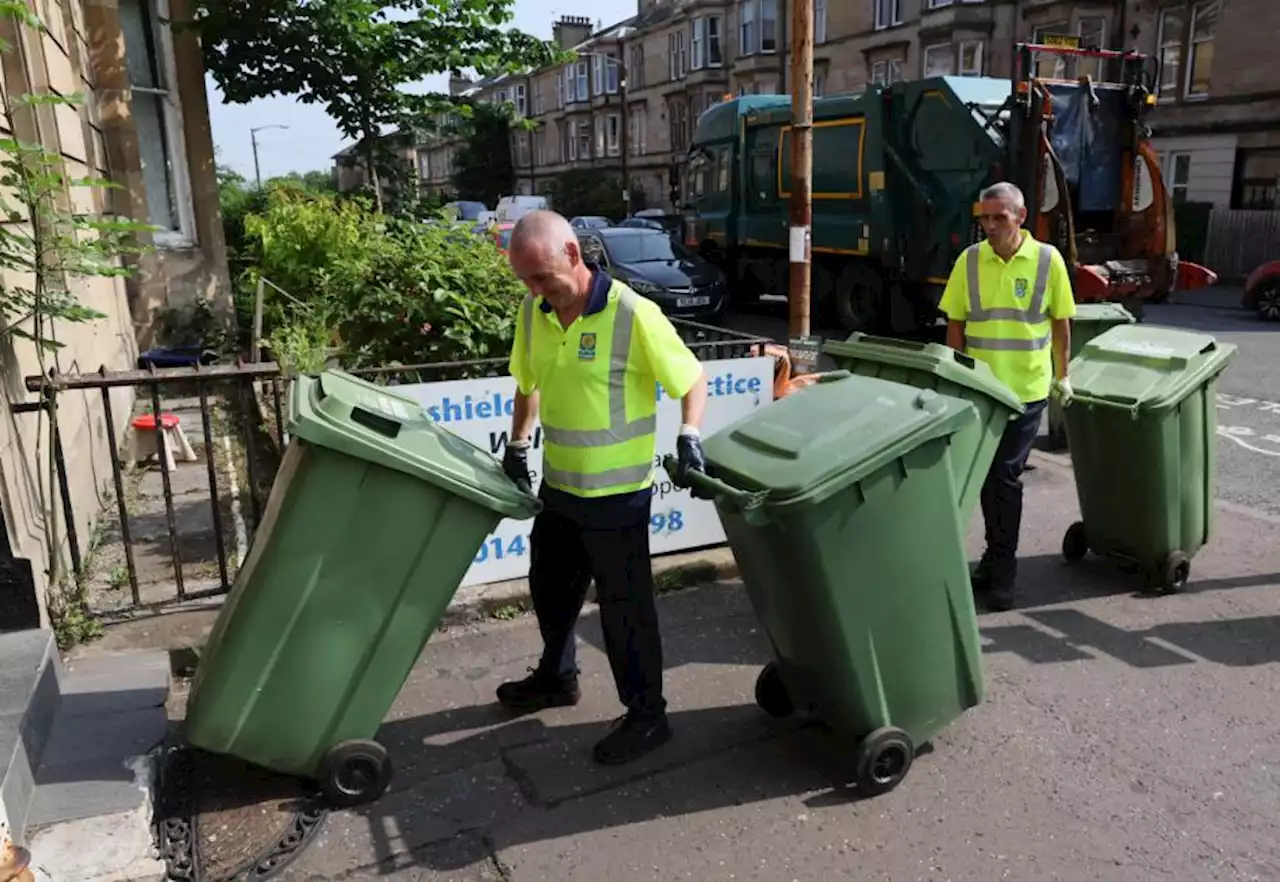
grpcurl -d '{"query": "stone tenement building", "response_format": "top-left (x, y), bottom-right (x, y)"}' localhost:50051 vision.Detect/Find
top-left (405, 0), bottom-right (1262, 214)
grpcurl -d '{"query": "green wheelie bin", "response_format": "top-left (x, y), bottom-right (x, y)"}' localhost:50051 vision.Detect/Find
top-left (1060, 324), bottom-right (1238, 593)
top-left (665, 371), bottom-right (985, 797)
top-left (1045, 302), bottom-right (1137, 449)
top-left (821, 333), bottom-right (1024, 522)
top-left (183, 369), bottom-right (541, 806)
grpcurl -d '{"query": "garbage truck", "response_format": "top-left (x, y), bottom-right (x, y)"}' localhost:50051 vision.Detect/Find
top-left (681, 40), bottom-right (1218, 334)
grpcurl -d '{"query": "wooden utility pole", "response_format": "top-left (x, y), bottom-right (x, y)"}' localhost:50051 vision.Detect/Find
top-left (787, 0), bottom-right (814, 339)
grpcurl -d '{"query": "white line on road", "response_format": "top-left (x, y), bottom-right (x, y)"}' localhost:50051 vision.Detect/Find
top-left (1217, 425), bottom-right (1280, 457)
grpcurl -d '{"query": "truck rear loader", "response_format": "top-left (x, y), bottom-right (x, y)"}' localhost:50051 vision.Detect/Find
top-left (682, 41), bottom-right (1217, 335)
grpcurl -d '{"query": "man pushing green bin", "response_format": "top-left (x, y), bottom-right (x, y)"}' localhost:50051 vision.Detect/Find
top-left (182, 370), bottom-right (542, 806)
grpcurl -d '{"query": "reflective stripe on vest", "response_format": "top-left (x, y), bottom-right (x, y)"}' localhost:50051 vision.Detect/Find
top-left (520, 283), bottom-right (658, 495)
top-left (521, 287), bottom-right (656, 448)
top-left (963, 242), bottom-right (1054, 352)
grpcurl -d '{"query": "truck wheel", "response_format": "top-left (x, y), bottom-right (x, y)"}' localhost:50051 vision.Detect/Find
top-left (833, 265), bottom-right (884, 334)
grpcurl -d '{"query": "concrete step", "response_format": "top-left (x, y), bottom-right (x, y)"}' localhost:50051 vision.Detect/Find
top-left (0, 631), bottom-right (170, 880)
top-left (0, 630), bottom-right (62, 847)
top-left (28, 652), bottom-right (169, 829)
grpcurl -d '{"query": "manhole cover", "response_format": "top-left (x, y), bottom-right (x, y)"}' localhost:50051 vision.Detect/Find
top-left (157, 745), bottom-right (328, 881)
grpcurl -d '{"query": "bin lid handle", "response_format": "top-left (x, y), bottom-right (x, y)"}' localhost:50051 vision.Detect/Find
top-left (661, 455), bottom-right (768, 512)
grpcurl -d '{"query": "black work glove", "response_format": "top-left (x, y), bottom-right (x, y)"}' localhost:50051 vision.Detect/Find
top-left (676, 432), bottom-right (713, 500)
top-left (502, 441), bottom-right (533, 495)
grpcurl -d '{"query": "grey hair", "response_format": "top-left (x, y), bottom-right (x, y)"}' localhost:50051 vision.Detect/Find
top-left (509, 209), bottom-right (576, 256)
top-left (980, 182), bottom-right (1026, 210)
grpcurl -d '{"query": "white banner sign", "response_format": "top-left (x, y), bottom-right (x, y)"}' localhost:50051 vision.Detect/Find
top-left (400, 357), bottom-right (775, 587)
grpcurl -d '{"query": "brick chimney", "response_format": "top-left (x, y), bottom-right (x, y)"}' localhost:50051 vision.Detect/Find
top-left (552, 15), bottom-right (594, 51)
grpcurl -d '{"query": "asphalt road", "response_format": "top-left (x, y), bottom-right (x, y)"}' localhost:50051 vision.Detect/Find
top-left (724, 286), bottom-right (1280, 515)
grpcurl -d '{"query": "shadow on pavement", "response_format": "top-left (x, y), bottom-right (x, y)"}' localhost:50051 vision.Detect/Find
top-left (364, 706), bottom-right (894, 874)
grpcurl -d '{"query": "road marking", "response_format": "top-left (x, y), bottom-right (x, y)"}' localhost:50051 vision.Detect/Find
top-left (1216, 393), bottom-right (1280, 417)
top-left (1217, 425), bottom-right (1280, 457)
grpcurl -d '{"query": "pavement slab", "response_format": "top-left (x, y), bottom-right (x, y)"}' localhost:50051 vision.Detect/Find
top-left (190, 454), bottom-right (1280, 881)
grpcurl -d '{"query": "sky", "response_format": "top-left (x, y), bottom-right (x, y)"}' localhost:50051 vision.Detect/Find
top-left (208, 0), bottom-right (639, 182)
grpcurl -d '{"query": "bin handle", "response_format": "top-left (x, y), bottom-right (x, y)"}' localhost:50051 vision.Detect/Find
top-left (661, 455), bottom-right (769, 515)
top-left (837, 333), bottom-right (976, 369)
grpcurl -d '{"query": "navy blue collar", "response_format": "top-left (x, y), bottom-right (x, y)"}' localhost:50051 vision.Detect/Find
top-left (539, 270), bottom-right (612, 316)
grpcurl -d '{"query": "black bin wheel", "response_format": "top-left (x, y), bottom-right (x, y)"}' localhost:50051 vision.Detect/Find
top-left (854, 727), bottom-right (914, 797)
top-left (1062, 521), bottom-right (1089, 563)
top-left (754, 662), bottom-right (794, 718)
top-left (319, 739), bottom-right (393, 808)
top-left (1152, 551), bottom-right (1191, 595)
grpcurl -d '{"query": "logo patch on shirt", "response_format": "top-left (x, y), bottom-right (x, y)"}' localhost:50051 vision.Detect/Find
top-left (578, 332), bottom-right (597, 361)
top-left (1014, 278), bottom-right (1029, 299)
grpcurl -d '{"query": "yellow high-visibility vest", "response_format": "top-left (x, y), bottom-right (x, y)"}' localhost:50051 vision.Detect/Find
top-left (509, 274), bottom-right (703, 498)
top-left (939, 232), bottom-right (1076, 402)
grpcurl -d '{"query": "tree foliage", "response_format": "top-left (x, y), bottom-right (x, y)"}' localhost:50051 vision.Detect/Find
top-left (235, 188), bottom-right (525, 372)
top-left (450, 102), bottom-right (517, 208)
top-left (543, 168), bottom-right (626, 220)
top-left (188, 0), bottom-right (566, 209)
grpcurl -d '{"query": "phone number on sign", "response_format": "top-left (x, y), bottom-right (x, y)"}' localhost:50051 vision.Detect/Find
top-left (473, 510), bottom-right (687, 564)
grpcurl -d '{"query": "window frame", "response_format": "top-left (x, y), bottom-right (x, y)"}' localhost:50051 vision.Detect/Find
top-left (1156, 8), bottom-right (1184, 101)
top-left (958, 40), bottom-right (983, 77)
top-left (739, 0), bottom-right (757, 56)
top-left (874, 0), bottom-right (903, 31)
top-left (119, 0), bottom-right (195, 248)
top-left (1185, 0), bottom-right (1217, 100)
top-left (923, 43), bottom-right (954, 78)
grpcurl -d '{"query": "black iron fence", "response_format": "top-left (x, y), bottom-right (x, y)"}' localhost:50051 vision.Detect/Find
top-left (24, 319), bottom-right (774, 616)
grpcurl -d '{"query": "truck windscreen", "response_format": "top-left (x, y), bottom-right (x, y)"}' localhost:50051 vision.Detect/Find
top-left (1045, 83), bottom-right (1129, 214)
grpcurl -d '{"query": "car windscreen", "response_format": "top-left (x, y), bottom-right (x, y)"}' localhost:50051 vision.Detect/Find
top-left (605, 234), bottom-right (693, 264)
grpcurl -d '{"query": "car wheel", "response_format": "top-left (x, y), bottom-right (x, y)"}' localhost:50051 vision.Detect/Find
top-left (1256, 282), bottom-right (1280, 321)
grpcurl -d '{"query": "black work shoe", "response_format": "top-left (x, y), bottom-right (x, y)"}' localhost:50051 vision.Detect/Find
top-left (978, 584), bottom-right (1016, 612)
top-left (592, 712), bottom-right (673, 765)
top-left (496, 668), bottom-right (581, 713)
top-left (970, 564), bottom-right (991, 596)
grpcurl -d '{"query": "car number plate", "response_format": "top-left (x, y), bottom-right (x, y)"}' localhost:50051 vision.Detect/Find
top-left (676, 296), bottom-right (711, 308)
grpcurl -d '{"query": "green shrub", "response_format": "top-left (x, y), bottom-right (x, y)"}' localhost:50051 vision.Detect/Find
top-left (235, 188), bottom-right (525, 369)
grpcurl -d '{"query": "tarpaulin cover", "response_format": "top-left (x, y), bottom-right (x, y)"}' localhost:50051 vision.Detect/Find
top-left (1046, 83), bottom-right (1127, 213)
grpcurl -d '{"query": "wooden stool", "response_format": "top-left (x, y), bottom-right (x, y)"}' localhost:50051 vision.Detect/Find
top-left (131, 412), bottom-right (197, 472)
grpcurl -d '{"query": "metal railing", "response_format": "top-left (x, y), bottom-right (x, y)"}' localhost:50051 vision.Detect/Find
top-left (21, 319), bottom-right (774, 616)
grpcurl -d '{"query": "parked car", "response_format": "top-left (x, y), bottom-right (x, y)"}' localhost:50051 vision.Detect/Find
top-left (1243, 260), bottom-right (1280, 321)
top-left (472, 221), bottom-right (515, 254)
top-left (570, 215), bottom-right (613, 229)
top-left (496, 195), bottom-right (549, 224)
top-left (443, 200), bottom-right (487, 222)
top-left (576, 227), bottom-right (728, 322)
top-left (617, 211), bottom-right (683, 238)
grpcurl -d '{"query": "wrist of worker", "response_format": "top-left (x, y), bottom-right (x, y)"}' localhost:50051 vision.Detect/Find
top-left (508, 438), bottom-right (531, 451)
top-left (679, 424), bottom-right (701, 439)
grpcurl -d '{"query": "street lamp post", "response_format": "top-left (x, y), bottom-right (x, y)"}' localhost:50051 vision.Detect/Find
top-left (250, 124), bottom-right (289, 189)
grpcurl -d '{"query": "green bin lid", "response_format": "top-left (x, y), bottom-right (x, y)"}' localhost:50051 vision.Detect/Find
top-left (823, 333), bottom-right (1024, 413)
top-left (287, 370), bottom-right (541, 520)
top-left (702, 371), bottom-right (976, 508)
top-left (1070, 324), bottom-right (1239, 412)
top-left (1072, 302), bottom-right (1136, 324)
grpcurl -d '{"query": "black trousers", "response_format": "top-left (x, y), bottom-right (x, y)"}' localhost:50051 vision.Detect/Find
top-left (979, 398), bottom-right (1048, 582)
top-left (528, 487), bottom-right (664, 718)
